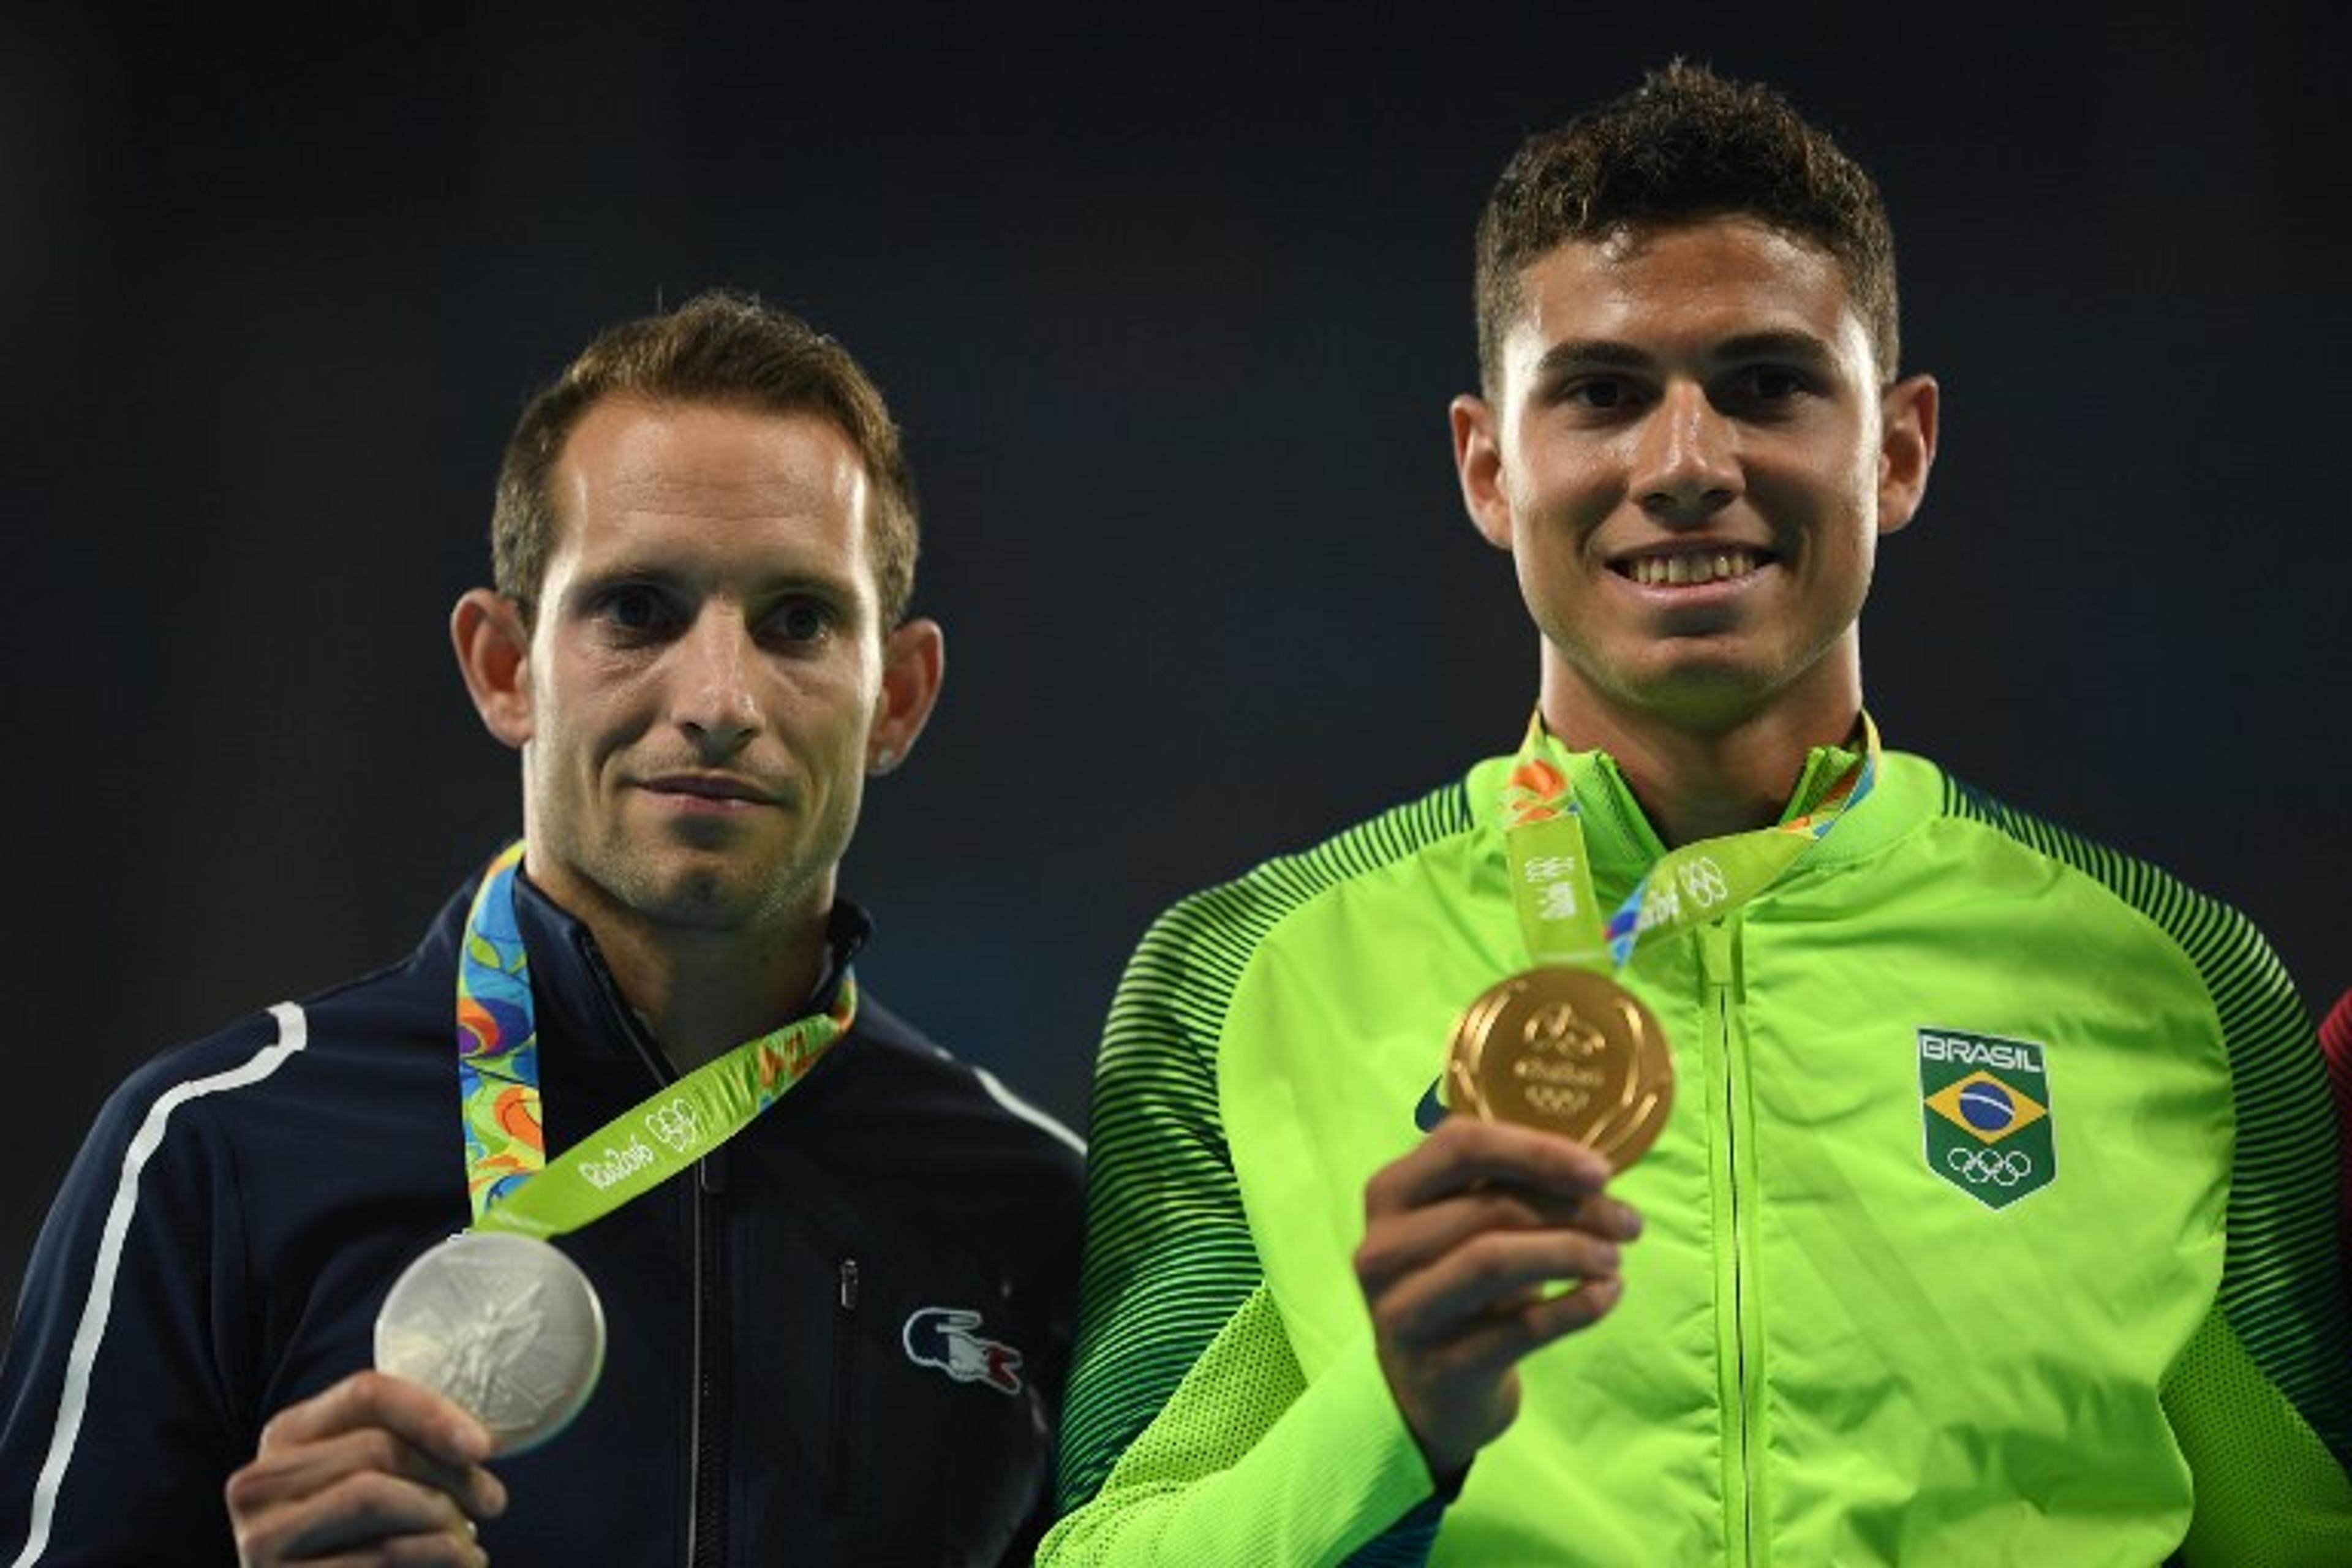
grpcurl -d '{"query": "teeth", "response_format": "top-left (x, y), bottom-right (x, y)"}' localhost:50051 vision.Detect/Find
top-left (1630, 549), bottom-right (1761, 587)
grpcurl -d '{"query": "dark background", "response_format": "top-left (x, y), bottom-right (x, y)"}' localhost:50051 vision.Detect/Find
top-left (5, 2), bottom-right (2346, 1318)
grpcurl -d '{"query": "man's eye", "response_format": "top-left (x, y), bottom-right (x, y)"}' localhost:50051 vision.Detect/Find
top-left (1740, 366), bottom-right (1808, 401)
top-left (771, 600), bottom-right (834, 643)
top-left (597, 587), bottom-right (669, 633)
top-left (1566, 379), bottom-right (1627, 409)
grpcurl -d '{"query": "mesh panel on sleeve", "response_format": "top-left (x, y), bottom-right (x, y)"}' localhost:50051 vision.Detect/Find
top-left (2164, 1308), bottom-right (2352, 1565)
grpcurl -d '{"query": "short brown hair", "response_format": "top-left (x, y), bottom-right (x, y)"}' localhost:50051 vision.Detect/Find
top-left (1474, 62), bottom-right (1901, 393)
top-left (492, 290), bottom-right (920, 626)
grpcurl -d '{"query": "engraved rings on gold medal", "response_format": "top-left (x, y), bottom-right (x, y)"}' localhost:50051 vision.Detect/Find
top-left (1446, 968), bottom-right (1673, 1167)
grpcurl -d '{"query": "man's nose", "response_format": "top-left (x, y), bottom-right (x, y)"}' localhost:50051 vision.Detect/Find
top-left (1630, 381), bottom-right (1740, 524)
top-left (672, 610), bottom-right (762, 755)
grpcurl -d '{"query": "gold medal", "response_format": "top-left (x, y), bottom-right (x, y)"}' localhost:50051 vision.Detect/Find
top-left (1446, 967), bottom-right (1674, 1167)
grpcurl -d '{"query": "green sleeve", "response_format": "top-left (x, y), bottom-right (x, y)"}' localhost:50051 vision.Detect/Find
top-left (2162, 916), bottom-right (2352, 1562)
top-left (2169, 1306), bottom-right (2352, 1564)
top-left (1042, 894), bottom-right (1438, 1566)
top-left (1043, 1287), bottom-right (1434, 1564)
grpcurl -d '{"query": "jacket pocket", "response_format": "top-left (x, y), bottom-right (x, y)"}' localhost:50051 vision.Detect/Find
top-left (824, 1254), bottom-right (859, 1513)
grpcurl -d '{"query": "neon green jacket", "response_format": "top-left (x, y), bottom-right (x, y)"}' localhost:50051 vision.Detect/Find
top-left (1044, 741), bottom-right (2352, 1565)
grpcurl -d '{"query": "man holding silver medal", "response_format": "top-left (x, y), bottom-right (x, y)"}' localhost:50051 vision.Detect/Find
top-left (1, 292), bottom-right (1084, 1564)
top-left (1044, 64), bottom-right (2351, 1564)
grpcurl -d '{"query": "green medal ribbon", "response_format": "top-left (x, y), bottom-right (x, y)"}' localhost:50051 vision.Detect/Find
top-left (1500, 709), bottom-right (1880, 968)
top-left (455, 840), bottom-right (854, 1238)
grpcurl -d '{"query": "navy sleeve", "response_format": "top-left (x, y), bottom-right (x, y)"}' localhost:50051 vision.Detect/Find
top-left (0, 1022), bottom-right (282, 1567)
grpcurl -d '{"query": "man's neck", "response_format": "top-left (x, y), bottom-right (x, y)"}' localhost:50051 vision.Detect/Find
top-left (1539, 671), bottom-right (1863, 850)
top-left (560, 894), bottom-right (832, 1076)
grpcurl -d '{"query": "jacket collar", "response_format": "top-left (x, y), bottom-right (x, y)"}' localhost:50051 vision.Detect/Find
top-left (1469, 721), bottom-right (1928, 900)
top-left (503, 869), bottom-right (872, 1069)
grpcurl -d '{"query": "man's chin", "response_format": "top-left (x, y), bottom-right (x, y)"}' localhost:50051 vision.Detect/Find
top-left (1596, 636), bottom-right (1849, 725)
top-left (631, 866), bottom-right (784, 929)
top-left (587, 849), bottom-right (799, 933)
top-left (1596, 659), bottom-right (1776, 722)
top-left (549, 829), bottom-right (832, 935)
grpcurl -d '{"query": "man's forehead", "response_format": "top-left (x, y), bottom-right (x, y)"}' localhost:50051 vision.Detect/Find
top-left (1524, 216), bottom-right (1847, 303)
top-left (1504, 217), bottom-right (1869, 366)
top-left (557, 397), bottom-right (867, 513)
top-left (1576, 211), bottom-right (1828, 261)
top-left (543, 402), bottom-right (858, 543)
top-left (538, 397), bottom-right (876, 588)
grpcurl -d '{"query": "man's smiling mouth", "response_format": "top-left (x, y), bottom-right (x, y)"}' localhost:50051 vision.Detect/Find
top-left (1615, 546), bottom-right (1771, 587)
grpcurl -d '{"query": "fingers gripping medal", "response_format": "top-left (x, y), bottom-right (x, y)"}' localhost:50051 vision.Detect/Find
top-left (375, 1232), bottom-right (605, 1455)
top-left (1447, 968), bottom-right (1673, 1167)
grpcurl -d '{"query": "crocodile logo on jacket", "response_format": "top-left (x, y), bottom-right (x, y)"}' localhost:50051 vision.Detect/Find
top-left (902, 1306), bottom-right (1024, 1395)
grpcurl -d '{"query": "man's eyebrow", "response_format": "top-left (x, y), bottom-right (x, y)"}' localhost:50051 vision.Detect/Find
top-left (1529, 330), bottom-right (1840, 379)
top-left (1531, 339), bottom-right (1652, 377)
top-left (559, 562), bottom-right (689, 601)
top-left (1711, 330), bottom-right (1838, 366)
top-left (561, 560), bottom-right (865, 609)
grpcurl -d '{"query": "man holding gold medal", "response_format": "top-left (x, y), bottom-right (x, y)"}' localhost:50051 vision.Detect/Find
top-left (1, 293), bottom-right (1084, 1564)
top-left (1044, 65), bottom-right (2352, 1564)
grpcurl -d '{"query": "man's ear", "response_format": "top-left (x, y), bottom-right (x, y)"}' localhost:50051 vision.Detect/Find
top-left (1875, 373), bottom-right (1940, 537)
top-left (866, 617), bottom-right (945, 775)
top-left (1450, 393), bottom-right (1515, 552)
top-left (451, 588), bottom-right (535, 750)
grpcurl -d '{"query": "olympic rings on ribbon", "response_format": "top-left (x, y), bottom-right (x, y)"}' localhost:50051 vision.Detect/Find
top-left (644, 1097), bottom-right (702, 1154)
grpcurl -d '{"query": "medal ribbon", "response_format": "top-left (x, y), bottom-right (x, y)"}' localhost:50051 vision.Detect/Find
top-left (455, 840), bottom-right (854, 1238)
top-left (1501, 709), bottom-right (1879, 970)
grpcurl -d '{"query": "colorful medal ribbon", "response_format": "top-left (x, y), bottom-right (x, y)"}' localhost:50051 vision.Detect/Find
top-left (1501, 709), bottom-right (1879, 969)
top-left (455, 840), bottom-right (855, 1237)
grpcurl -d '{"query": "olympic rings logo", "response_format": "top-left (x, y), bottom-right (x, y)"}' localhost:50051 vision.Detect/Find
top-left (1945, 1147), bottom-right (2032, 1186)
top-left (1677, 857), bottom-right (1730, 908)
top-left (646, 1098), bottom-right (702, 1153)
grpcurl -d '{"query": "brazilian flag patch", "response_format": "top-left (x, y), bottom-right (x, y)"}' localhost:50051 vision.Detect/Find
top-left (1918, 1027), bottom-right (2055, 1210)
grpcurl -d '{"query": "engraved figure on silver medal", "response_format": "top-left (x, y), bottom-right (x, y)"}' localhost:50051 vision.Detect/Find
top-left (374, 1231), bottom-right (606, 1455)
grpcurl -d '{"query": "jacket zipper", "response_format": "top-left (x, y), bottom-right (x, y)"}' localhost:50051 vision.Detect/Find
top-left (827, 1256), bottom-right (860, 1512)
top-left (1699, 919), bottom-right (1758, 1564)
top-left (576, 930), bottom-right (733, 1566)
top-left (686, 1153), bottom-right (729, 1567)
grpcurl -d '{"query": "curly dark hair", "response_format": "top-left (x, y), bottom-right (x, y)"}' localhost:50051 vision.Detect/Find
top-left (492, 290), bottom-right (920, 627)
top-left (1474, 61), bottom-right (1900, 393)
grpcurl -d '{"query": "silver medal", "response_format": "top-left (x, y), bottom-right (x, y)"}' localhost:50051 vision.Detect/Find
top-left (374, 1231), bottom-right (606, 1455)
